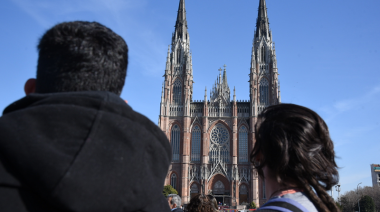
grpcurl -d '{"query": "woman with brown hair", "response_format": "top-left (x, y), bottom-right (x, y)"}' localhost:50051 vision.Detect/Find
top-left (251, 104), bottom-right (340, 212)
top-left (186, 194), bottom-right (218, 212)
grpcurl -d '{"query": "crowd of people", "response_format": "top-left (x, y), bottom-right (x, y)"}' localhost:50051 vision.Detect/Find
top-left (0, 21), bottom-right (340, 212)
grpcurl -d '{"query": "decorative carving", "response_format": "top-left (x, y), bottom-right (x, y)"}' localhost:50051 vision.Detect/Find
top-left (238, 118), bottom-right (249, 128)
top-left (201, 164), bottom-right (210, 180)
top-left (190, 116), bottom-right (201, 130)
top-left (208, 119), bottom-right (232, 131)
top-left (209, 163), bottom-right (229, 182)
top-left (189, 164), bottom-right (199, 182)
top-left (239, 168), bottom-right (250, 183)
top-left (232, 165), bottom-right (239, 181)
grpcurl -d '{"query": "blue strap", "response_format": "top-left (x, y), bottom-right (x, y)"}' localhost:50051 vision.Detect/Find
top-left (259, 206), bottom-right (293, 212)
top-left (260, 197), bottom-right (310, 212)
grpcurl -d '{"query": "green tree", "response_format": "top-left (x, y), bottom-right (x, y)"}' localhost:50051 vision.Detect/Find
top-left (163, 185), bottom-right (178, 197)
top-left (335, 202), bottom-right (343, 211)
top-left (250, 201), bottom-right (257, 209)
top-left (354, 195), bottom-right (375, 212)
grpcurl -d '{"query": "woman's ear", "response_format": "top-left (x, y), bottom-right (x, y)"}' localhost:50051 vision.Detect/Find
top-left (24, 78), bottom-right (36, 95)
top-left (255, 152), bottom-right (262, 164)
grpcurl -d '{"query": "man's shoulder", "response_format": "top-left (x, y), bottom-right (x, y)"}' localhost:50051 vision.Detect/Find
top-left (173, 208), bottom-right (184, 212)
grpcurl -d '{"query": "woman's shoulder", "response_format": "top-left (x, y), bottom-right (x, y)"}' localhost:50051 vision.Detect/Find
top-left (257, 192), bottom-right (318, 212)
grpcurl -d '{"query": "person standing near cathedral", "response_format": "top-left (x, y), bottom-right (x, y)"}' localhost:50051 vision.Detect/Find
top-left (251, 104), bottom-right (340, 212)
top-left (167, 194), bottom-right (184, 212)
top-left (0, 21), bottom-right (172, 212)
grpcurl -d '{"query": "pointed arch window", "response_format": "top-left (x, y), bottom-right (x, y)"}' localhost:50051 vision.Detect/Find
top-left (209, 123), bottom-right (230, 163)
top-left (171, 125), bottom-right (180, 162)
top-left (177, 48), bottom-right (181, 63)
top-left (171, 173), bottom-right (177, 190)
top-left (261, 45), bottom-right (266, 63)
top-left (259, 78), bottom-right (269, 105)
top-left (173, 79), bottom-right (182, 104)
top-left (191, 126), bottom-right (201, 162)
top-left (238, 126), bottom-right (249, 163)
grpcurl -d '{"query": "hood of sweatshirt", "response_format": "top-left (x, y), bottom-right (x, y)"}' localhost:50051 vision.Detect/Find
top-left (0, 91), bottom-right (171, 212)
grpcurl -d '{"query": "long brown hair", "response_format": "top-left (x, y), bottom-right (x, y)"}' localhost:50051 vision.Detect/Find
top-left (250, 104), bottom-right (339, 212)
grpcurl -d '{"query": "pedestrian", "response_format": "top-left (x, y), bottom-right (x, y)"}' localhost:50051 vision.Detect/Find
top-left (251, 104), bottom-right (340, 212)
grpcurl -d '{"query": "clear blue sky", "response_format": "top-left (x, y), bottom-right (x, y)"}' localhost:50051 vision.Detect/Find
top-left (1, 0), bottom-right (379, 197)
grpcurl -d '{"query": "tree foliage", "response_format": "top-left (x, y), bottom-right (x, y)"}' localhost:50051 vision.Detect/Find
top-left (354, 195), bottom-right (376, 212)
top-left (163, 185), bottom-right (178, 197)
top-left (340, 186), bottom-right (380, 212)
top-left (250, 201), bottom-right (257, 209)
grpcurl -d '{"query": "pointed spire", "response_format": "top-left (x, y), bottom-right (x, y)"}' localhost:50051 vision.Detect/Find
top-left (223, 64), bottom-right (228, 85)
top-left (161, 82), bottom-right (165, 102)
top-left (174, 0), bottom-right (188, 40)
top-left (165, 45), bottom-right (170, 71)
top-left (204, 87), bottom-right (207, 102)
top-left (255, 0), bottom-right (270, 38)
top-left (233, 86), bottom-right (236, 102)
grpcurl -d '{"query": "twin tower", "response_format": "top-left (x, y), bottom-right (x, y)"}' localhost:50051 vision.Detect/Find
top-left (159, 0), bottom-right (280, 207)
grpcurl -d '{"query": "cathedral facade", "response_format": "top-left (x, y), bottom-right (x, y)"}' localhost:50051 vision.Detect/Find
top-left (159, 0), bottom-right (280, 207)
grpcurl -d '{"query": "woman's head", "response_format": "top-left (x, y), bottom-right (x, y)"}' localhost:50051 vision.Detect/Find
top-left (250, 104), bottom-right (339, 212)
top-left (186, 194), bottom-right (218, 212)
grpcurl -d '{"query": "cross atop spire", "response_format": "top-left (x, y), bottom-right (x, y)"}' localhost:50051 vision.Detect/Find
top-left (255, 0), bottom-right (270, 38)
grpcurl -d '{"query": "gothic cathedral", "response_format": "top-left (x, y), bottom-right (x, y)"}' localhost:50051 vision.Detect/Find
top-left (159, 0), bottom-right (280, 207)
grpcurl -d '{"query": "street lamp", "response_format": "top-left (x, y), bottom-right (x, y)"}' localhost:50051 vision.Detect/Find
top-left (335, 184), bottom-right (341, 203)
top-left (357, 182), bottom-right (362, 212)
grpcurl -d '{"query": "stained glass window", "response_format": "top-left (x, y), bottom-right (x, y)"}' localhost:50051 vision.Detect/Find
top-left (171, 124), bottom-right (180, 162)
top-left (209, 123), bottom-right (230, 163)
top-left (191, 126), bottom-right (201, 162)
top-left (239, 126), bottom-right (248, 162)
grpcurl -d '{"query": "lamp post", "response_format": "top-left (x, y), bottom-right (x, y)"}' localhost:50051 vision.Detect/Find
top-left (335, 184), bottom-right (341, 203)
top-left (357, 182), bottom-right (362, 212)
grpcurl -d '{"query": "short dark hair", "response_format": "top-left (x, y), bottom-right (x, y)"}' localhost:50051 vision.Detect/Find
top-left (36, 21), bottom-right (128, 95)
top-left (250, 104), bottom-right (339, 212)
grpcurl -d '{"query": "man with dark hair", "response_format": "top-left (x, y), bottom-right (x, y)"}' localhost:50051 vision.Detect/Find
top-left (0, 21), bottom-right (172, 212)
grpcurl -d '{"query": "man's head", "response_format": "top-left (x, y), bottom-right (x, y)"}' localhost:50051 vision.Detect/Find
top-left (26, 21), bottom-right (128, 95)
top-left (167, 194), bottom-right (181, 209)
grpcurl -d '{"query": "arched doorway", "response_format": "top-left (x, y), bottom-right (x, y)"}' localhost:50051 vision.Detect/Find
top-left (239, 184), bottom-right (248, 204)
top-left (190, 183), bottom-right (199, 199)
top-left (212, 180), bottom-right (229, 206)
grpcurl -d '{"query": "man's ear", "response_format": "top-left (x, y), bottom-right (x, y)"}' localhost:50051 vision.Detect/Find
top-left (24, 78), bottom-right (36, 95)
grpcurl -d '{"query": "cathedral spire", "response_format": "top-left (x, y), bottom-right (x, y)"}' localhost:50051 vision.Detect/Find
top-left (223, 64), bottom-right (228, 86)
top-left (255, 0), bottom-right (270, 38)
top-left (174, 0), bottom-right (188, 41)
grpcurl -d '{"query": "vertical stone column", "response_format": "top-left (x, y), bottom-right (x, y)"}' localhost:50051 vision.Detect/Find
top-left (232, 101), bottom-right (238, 165)
top-left (202, 100), bottom-right (209, 196)
top-left (182, 116), bottom-right (191, 203)
top-left (250, 165), bottom-right (259, 207)
top-left (231, 180), bottom-right (236, 207)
